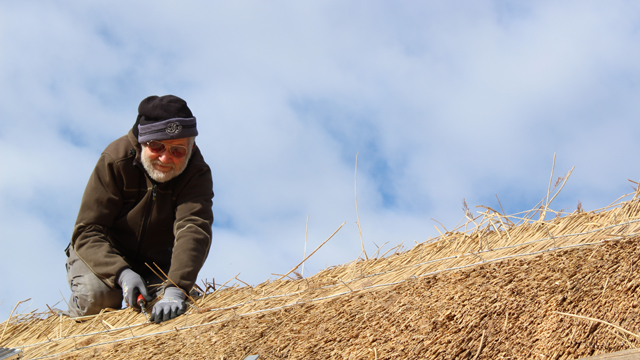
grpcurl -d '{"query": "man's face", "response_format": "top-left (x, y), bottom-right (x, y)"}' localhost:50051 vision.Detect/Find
top-left (140, 138), bottom-right (192, 183)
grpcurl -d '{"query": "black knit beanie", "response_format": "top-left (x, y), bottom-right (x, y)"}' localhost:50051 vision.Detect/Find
top-left (134, 95), bottom-right (198, 143)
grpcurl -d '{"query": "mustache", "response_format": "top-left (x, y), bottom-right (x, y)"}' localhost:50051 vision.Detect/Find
top-left (151, 159), bottom-right (175, 170)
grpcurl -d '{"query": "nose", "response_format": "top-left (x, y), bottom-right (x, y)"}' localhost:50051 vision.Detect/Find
top-left (158, 152), bottom-right (175, 164)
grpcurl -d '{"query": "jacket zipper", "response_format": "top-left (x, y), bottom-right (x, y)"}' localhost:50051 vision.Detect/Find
top-left (135, 183), bottom-right (157, 260)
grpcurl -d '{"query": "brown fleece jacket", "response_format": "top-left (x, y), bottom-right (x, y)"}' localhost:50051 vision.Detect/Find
top-left (71, 130), bottom-right (214, 291)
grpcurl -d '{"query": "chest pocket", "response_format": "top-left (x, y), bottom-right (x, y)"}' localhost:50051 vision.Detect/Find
top-left (116, 168), bottom-right (148, 221)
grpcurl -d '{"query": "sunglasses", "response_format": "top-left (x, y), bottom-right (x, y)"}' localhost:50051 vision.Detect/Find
top-left (145, 140), bottom-right (188, 158)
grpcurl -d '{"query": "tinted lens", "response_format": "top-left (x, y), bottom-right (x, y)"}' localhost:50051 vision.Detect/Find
top-left (168, 146), bottom-right (187, 158)
top-left (147, 141), bottom-right (166, 153)
top-left (147, 141), bottom-right (187, 158)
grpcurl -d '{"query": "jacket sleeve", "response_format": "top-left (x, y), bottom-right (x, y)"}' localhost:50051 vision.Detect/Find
top-left (168, 165), bottom-right (214, 291)
top-left (71, 153), bottom-right (130, 288)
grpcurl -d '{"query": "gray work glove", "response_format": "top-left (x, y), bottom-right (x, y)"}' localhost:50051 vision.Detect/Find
top-left (151, 287), bottom-right (187, 324)
top-left (117, 268), bottom-right (151, 309)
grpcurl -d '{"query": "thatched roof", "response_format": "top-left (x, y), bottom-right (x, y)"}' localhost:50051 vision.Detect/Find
top-left (4, 185), bottom-right (640, 359)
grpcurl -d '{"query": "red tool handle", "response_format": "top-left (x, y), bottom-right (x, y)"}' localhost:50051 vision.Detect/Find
top-left (137, 294), bottom-right (146, 307)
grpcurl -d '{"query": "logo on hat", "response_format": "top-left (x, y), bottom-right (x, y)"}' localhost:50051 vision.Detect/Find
top-left (166, 123), bottom-right (183, 135)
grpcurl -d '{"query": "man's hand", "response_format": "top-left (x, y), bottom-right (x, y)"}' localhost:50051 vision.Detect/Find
top-left (151, 287), bottom-right (187, 324)
top-left (117, 268), bottom-right (151, 309)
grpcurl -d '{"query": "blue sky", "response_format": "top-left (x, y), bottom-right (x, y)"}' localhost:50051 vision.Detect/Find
top-left (1, 1), bottom-right (640, 320)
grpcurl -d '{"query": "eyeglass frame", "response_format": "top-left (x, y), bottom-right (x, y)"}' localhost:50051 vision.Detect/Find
top-left (144, 140), bottom-right (189, 158)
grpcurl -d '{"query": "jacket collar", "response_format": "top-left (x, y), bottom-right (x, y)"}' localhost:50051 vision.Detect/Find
top-left (127, 129), bottom-right (144, 166)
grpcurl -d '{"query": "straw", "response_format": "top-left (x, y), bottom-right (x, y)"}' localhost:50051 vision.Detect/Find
top-left (277, 222), bottom-right (345, 281)
top-left (355, 152), bottom-right (368, 260)
top-left (8, 180), bottom-right (640, 359)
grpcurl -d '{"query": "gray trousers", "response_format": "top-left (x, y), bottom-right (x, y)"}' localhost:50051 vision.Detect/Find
top-left (65, 246), bottom-right (163, 317)
top-left (65, 247), bottom-right (124, 317)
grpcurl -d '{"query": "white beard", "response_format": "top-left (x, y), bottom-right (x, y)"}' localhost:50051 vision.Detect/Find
top-left (140, 147), bottom-right (191, 183)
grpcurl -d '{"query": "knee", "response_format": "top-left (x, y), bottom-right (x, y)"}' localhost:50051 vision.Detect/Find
top-left (66, 248), bottom-right (123, 317)
top-left (69, 274), bottom-right (122, 317)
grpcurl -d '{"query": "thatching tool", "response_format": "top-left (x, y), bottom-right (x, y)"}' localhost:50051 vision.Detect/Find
top-left (137, 294), bottom-right (151, 322)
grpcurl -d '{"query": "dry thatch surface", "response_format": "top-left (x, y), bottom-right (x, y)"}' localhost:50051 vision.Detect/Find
top-left (4, 184), bottom-right (640, 359)
top-left (55, 238), bottom-right (640, 359)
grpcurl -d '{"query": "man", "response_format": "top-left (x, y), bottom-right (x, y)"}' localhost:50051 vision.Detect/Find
top-left (65, 95), bottom-right (214, 323)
